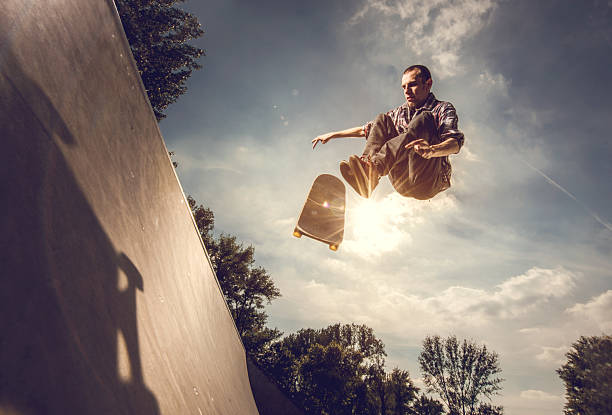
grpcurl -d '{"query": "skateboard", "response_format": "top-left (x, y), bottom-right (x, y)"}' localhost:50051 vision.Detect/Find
top-left (293, 174), bottom-right (346, 251)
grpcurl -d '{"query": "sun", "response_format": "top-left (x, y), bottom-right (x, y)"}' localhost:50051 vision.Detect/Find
top-left (345, 195), bottom-right (413, 257)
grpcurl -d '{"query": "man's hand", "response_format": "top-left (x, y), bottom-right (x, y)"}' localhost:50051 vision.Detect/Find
top-left (406, 137), bottom-right (460, 158)
top-left (312, 133), bottom-right (334, 149)
top-left (312, 126), bottom-right (366, 149)
top-left (406, 139), bottom-right (436, 159)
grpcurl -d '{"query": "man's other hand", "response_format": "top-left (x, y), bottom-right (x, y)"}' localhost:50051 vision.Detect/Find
top-left (406, 139), bottom-right (436, 159)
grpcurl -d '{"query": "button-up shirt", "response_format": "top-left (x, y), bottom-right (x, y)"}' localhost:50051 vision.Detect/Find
top-left (363, 93), bottom-right (464, 188)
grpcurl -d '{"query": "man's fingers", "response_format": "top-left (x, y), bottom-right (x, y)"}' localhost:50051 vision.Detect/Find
top-left (405, 139), bottom-right (426, 149)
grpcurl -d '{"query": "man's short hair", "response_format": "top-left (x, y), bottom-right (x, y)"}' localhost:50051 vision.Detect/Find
top-left (403, 65), bottom-right (432, 83)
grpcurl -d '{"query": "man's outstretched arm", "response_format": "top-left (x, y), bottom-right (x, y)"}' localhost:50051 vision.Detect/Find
top-left (405, 137), bottom-right (460, 159)
top-left (312, 126), bottom-right (365, 149)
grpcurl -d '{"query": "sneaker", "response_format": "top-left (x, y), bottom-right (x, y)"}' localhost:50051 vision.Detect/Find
top-left (348, 155), bottom-right (379, 198)
top-left (340, 160), bottom-right (361, 196)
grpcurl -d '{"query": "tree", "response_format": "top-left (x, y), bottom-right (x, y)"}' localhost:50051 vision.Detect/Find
top-left (411, 394), bottom-right (444, 415)
top-left (262, 323), bottom-right (391, 415)
top-left (387, 368), bottom-right (419, 414)
top-left (366, 365), bottom-right (419, 415)
top-left (298, 341), bottom-right (364, 415)
top-left (418, 335), bottom-right (503, 415)
top-left (557, 334), bottom-right (612, 415)
top-left (115, 0), bottom-right (204, 121)
top-left (188, 196), bottom-right (282, 358)
top-left (187, 195), bottom-right (214, 248)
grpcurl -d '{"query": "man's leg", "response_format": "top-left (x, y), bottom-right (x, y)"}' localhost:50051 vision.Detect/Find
top-left (341, 113), bottom-right (399, 197)
top-left (370, 111), bottom-right (447, 200)
top-left (362, 113), bottom-right (400, 158)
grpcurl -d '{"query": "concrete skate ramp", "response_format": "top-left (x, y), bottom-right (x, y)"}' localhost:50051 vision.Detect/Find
top-left (0, 1), bottom-right (259, 414)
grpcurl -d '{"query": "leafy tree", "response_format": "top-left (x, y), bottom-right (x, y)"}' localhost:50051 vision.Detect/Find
top-left (365, 359), bottom-right (389, 414)
top-left (188, 196), bottom-right (282, 358)
top-left (418, 335), bottom-right (503, 415)
top-left (115, 0), bottom-right (204, 120)
top-left (298, 341), bottom-right (364, 414)
top-left (366, 365), bottom-right (419, 415)
top-left (262, 323), bottom-right (391, 414)
top-left (412, 394), bottom-right (444, 415)
top-left (557, 334), bottom-right (612, 415)
top-left (387, 368), bottom-right (419, 414)
top-left (187, 195), bottom-right (214, 247)
top-left (473, 403), bottom-right (504, 415)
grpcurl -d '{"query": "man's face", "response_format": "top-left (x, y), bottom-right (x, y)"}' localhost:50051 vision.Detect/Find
top-left (401, 70), bottom-right (432, 109)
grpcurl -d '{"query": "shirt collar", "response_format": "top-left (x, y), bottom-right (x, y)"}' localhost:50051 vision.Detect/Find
top-left (421, 92), bottom-right (437, 110)
top-left (406, 92), bottom-right (437, 117)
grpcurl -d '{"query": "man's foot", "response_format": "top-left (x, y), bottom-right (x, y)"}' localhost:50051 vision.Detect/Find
top-left (348, 155), bottom-right (379, 198)
top-left (340, 160), bottom-right (361, 196)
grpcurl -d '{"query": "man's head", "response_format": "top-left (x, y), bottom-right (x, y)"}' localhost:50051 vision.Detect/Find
top-left (401, 65), bottom-right (432, 109)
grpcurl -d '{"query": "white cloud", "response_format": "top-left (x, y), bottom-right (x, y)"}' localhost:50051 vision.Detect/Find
top-left (535, 345), bottom-right (569, 365)
top-left (350, 0), bottom-right (498, 77)
top-left (428, 267), bottom-right (577, 321)
top-left (280, 266), bottom-right (578, 336)
top-left (478, 71), bottom-right (510, 96)
top-left (494, 267), bottom-right (576, 306)
top-left (520, 389), bottom-right (562, 402)
top-left (566, 290), bottom-right (612, 331)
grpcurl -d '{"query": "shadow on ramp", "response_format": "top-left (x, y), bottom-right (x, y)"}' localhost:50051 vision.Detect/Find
top-left (0, 52), bottom-right (160, 415)
top-left (1, 1), bottom-right (259, 414)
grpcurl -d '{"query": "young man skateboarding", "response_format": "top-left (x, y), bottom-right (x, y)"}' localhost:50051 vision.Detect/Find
top-left (312, 65), bottom-right (464, 200)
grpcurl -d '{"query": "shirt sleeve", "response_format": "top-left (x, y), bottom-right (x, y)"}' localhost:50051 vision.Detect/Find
top-left (438, 103), bottom-right (464, 149)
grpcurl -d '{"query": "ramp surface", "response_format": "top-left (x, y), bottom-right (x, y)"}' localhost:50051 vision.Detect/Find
top-left (0, 1), bottom-right (259, 414)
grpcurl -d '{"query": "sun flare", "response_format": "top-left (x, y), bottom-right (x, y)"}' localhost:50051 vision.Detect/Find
top-left (345, 195), bottom-right (414, 257)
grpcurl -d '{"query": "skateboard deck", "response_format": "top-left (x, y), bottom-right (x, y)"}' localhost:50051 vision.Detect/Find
top-left (293, 174), bottom-right (346, 251)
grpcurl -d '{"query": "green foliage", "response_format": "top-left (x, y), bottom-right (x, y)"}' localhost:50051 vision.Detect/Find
top-left (261, 323), bottom-right (425, 415)
top-left (387, 368), bottom-right (419, 414)
top-left (115, 0), bottom-right (204, 121)
top-left (418, 335), bottom-right (503, 415)
top-left (262, 324), bottom-right (386, 414)
top-left (187, 195), bottom-right (214, 247)
top-left (557, 334), bottom-right (612, 415)
top-left (365, 365), bottom-right (418, 415)
top-left (412, 394), bottom-right (445, 415)
top-left (188, 195), bottom-right (282, 358)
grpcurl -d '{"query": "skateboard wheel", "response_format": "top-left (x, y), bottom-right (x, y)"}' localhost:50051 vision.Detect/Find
top-left (293, 230), bottom-right (302, 238)
top-left (329, 244), bottom-right (338, 251)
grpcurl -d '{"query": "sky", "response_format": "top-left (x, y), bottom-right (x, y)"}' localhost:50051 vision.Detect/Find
top-left (159, 1), bottom-right (612, 413)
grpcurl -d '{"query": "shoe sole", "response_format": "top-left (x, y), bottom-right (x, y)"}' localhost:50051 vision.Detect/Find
top-left (340, 161), bottom-right (362, 196)
top-left (348, 155), bottom-right (370, 198)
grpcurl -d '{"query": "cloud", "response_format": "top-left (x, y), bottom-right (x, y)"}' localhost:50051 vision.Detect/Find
top-left (478, 71), bottom-right (510, 96)
top-left (282, 266), bottom-right (578, 336)
top-left (424, 267), bottom-right (577, 323)
top-left (566, 290), bottom-right (612, 332)
top-left (535, 345), bottom-right (569, 366)
top-left (520, 389), bottom-right (562, 402)
top-left (350, 0), bottom-right (498, 77)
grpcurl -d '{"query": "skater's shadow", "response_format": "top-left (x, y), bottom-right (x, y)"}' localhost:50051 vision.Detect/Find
top-left (0, 42), bottom-right (160, 414)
